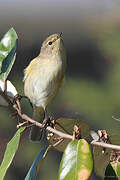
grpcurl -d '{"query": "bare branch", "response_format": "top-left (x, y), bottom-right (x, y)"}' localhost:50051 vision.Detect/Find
top-left (1, 91), bottom-right (120, 151)
top-left (52, 138), bottom-right (64, 147)
top-left (17, 111), bottom-right (120, 151)
top-left (112, 116), bottom-right (120, 122)
top-left (17, 112), bottom-right (73, 140)
top-left (91, 140), bottom-right (120, 151)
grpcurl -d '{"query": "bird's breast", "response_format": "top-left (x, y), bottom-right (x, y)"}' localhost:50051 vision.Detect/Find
top-left (24, 57), bottom-right (64, 108)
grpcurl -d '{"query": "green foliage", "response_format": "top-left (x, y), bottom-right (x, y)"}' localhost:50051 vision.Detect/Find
top-left (93, 146), bottom-right (111, 178)
top-left (0, 27), bottom-right (18, 81)
top-left (104, 163), bottom-right (118, 179)
top-left (111, 162), bottom-right (120, 179)
top-left (25, 146), bottom-right (50, 180)
top-left (58, 139), bottom-right (93, 180)
top-left (0, 127), bottom-right (25, 180)
top-left (1, 27), bottom-right (120, 180)
top-left (93, 134), bottom-right (120, 178)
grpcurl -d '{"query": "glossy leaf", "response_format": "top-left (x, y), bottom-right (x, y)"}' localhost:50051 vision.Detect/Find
top-left (58, 139), bottom-right (93, 180)
top-left (0, 28), bottom-right (18, 81)
top-left (0, 127), bottom-right (25, 180)
top-left (47, 118), bottom-right (90, 152)
top-left (0, 80), bottom-right (18, 106)
top-left (25, 146), bottom-right (50, 180)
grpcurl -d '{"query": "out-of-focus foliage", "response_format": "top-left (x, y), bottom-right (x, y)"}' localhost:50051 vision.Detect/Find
top-left (25, 146), bottom-right (49, 180)
top-left (0, 127), bottom-right (25, 180)
top-left (0, 2), bottom-right (120, 180)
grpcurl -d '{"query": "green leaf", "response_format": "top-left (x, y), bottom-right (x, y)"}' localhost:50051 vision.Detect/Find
top-left (93, 146), bottom-right (111, 178)
top-left (58, 139), bottom-right (93, 180)
top-left (0, 127), bottom-right (25, 180)
top-left (0, 27), bottom-right (18, 81)
top-left (0, 80), bottom-right (18, 106)
top-left (47, 118), bottom-right (90, 152)
top-left (93, 134), bottom-right (120, 178)
top-left (25, 146), bottom-right (50, 180)
top-left (104, 163), bottom-right (117, 180)
top-left (110, 162), bottom-right (120, 179)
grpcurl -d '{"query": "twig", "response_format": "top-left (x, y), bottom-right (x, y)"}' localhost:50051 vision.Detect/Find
top-left (91, 140), bottom-right (120, 151)
top-left (3, 79), bottom-right (7, 93)
top-left (17, 121), bottom-right (29, 128)
top-left (16, 99), bottom-right (22, 114)
top-left (112, 116), bottom-right (120, 122)
top-left (17, 111), bottom-right (120, 151)
top-left (52, 138), bottom-right (64, 147)
top-left (17, 112), bottom-right (73, 140)
top-left (1, 91), bottom-right (120, 151)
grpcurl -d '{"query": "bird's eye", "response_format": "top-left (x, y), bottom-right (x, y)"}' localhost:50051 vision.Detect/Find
top-left (48, 41), bottom-right (52, 45)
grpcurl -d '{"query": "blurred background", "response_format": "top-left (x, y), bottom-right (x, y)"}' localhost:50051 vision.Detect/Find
top-left (0, 0), bottom-right (120, 179)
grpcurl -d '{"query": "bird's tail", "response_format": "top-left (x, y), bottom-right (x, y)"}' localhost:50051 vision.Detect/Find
top-left (29, 105), bottom-right (45, 141)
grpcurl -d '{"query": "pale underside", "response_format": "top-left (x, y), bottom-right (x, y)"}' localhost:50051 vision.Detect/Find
top-left (24, 56), bottom-right (64, 109)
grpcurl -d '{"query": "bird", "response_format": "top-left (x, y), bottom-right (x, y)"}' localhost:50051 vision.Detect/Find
top-left (24, 33), bottom-right (67, 141)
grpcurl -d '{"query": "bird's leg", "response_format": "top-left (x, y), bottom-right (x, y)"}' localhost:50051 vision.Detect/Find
top-left (41, 110), bottom-right (55, 129)
top-left (41, 110), bottom-right (50, 128)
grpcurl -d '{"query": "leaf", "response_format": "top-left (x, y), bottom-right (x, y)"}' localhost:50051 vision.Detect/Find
top-left (47, 118), bottom-right (90, 152)
top-left (25, 146), bottom-right (51, 180)
top-left (90, 130), bottom-right (99, 141)
top-left (58, 139), bottom-right (93, 180)
top-left (0, 127), bottom-right (25, 180)
top-left (93, 146), bottom-right (111, 178)
top-left (104, 163), bottom-right (117, 179)
top-left (93, 134), bottom-right (120, 178)
top-left (110, 162), bottom-right (120, 179)
top-left (0, 80), bottom-right (18, 106)
top-left (0, 28), bottom-right (18, 81)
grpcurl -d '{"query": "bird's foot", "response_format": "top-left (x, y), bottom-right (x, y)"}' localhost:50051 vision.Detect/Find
top-left (41, 116), bottom-right (55, 129)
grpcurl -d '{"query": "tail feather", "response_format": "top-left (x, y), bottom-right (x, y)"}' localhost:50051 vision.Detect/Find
top-left (29, 105), bottom-right (45, 141)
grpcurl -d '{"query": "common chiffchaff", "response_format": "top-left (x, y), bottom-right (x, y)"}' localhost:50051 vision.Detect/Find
top-left (24, 33), bottom-right (67, 141)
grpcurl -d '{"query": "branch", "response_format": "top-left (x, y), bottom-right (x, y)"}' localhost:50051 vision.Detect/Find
top-left (17, 111), bottom-right (73, 140)
top-left (91, 140), bottom-right (120, 151)
top-left (17, 111), bottom-right (120, 151)
top-left (1, 91), bottom-right (120, 151)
